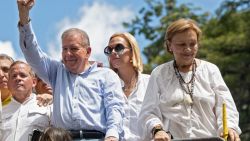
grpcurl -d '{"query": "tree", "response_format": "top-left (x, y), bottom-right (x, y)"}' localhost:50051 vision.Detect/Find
top-left (124, 0), bottom-right (209, 73)
top-left (201, 0), bottom-right (250, 140)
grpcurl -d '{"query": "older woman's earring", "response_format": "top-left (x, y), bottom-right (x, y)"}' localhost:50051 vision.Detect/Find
top-left (169, 48), bottom-right (173, 53)
top-left (130, 60), bottom-right (133, 63)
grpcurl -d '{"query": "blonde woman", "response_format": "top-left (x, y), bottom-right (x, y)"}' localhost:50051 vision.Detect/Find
top-left (105, 33), bottom-right (150, 141)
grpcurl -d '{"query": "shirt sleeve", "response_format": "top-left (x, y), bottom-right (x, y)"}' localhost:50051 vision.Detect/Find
top-left (18, 22), bottom-right (60, 87)
top-left (138, 68), bottom-right (164, 140)
top-left (103, 70), bottom-right (125, 139)
top-left (211, 64), bottom-right (242, 135)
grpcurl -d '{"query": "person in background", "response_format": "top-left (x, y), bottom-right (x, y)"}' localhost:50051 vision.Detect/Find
top-left (0, 61), bottom-right (51, 141)
top-left (138, 18), bottom-right (241, 141)
top-left (17, 0), bottom-right (125, 140)
top-left (0, 54), bottom-right (14, 138)
top-left (35, 75), bottom-right (53, 95)
top-left (39, 127), bottom-right (72, 141)
top-left (0, 54), bottom-right (51, 108)
top-left (0, 54), bottom-right (14, 108)
top-left (105, 32), bottom-right (150, 141)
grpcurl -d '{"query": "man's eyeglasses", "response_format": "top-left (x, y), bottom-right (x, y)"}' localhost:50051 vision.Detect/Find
top-left (104, 44), bottom-right (131, 56)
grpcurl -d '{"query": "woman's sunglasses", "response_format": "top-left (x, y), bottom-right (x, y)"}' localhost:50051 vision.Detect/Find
top-left (104, 44), bottom-right (131, 56)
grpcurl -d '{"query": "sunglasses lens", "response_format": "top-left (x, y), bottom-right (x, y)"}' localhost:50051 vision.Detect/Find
top-left (104, 46), bottom-right (112, 56)
top-left (114, 44), bottom-right (125, 53)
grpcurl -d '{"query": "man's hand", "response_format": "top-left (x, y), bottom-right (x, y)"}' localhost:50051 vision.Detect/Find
top-left (154, 130), bottom-right (171, 141)
top-left (17, 0), bottom-right (35, 25)
top-left (104, 136), bottom-right (118, 141)
top-left (36, 93), bottom-right (53, 107)
top-left (221, 128), bottom-right (240, 141)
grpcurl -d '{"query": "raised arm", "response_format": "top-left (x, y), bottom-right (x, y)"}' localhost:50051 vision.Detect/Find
top-left (17, 0), bottom-right (34, 25)
top-left (17, 0), bottom-right (60, 92)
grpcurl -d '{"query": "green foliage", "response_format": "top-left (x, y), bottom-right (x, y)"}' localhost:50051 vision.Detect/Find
top-left (124, 0), bottom-right (209, 72)
top-left (125, 0), bottom-right (250, 140)
top-left (201, 1), bottom-right (250, 139)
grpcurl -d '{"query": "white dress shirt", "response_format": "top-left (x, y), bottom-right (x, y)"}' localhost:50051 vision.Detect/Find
top-left (138, 59), bottom-right (241, 140)
top-left (0, 94), bottom-right (51, 141)
top-left (122, 73), bottom-right (150, 141)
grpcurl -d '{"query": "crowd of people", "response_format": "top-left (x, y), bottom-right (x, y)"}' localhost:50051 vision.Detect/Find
top-left (0, 0), bottom-right (242, 141)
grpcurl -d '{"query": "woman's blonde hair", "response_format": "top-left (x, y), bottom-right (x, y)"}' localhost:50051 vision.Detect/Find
top-left (164, 18), bottom-right (202, 54)
top-left (108, 32), bottom-right (143, 72)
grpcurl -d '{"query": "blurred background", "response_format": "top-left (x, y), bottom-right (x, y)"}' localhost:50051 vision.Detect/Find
top-left (0, 0), bottom-right (249, 140)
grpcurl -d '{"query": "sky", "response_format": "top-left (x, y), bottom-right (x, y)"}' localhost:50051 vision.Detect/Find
top-left (0, 0), bottom-right (223, 66)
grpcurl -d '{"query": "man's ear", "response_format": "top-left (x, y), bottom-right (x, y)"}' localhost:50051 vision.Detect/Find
top-left (87, 47), bottom-right (91, 54)
top-left (32, 77), bottom-right (37, 88)
top-left (86, 47), bottom-right (92, 58)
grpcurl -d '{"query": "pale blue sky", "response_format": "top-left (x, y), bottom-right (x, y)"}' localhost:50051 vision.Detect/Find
top-left (0, 0), bottom-right (223, 65)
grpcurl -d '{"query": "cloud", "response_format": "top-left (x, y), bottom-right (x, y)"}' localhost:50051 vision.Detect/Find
top-left (0, 41), bottom-right (16, 59)
top-left (48, 1), bottom-right (134, 66)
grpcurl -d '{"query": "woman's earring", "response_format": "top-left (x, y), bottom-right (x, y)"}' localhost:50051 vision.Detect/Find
top-left (130, 60), bottom-right (133, 63)
top-left (169, 49), bottom-right (172, 52)
top-left (169, 47), bottom-right (173, 53)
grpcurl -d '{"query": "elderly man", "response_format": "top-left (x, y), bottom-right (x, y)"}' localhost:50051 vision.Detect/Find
top-left (0, 61), bottom-right (51, 141)
top-left (17, 0), bottom-right (125, 141)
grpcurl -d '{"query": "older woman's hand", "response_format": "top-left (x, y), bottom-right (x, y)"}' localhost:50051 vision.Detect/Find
top-left (154, 130), bottom-right (171, 141)
top-left (221, 128), bottom-right (240, 141)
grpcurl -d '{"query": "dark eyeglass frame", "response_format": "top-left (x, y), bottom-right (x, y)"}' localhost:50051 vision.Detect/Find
top-left (104, 44), bottom-right (131, 56)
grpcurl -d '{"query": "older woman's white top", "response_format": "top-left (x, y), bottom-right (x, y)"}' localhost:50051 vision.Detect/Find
top-left (138, 59), bottom-right (241, 140)
top-left (121, 73), bottom-right (150, 141)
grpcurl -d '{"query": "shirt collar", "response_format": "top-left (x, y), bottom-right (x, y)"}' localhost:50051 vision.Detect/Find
top-left (11, 93), bottom-right (35, 105)
top-left (73, 62), bottom-right (97, 76)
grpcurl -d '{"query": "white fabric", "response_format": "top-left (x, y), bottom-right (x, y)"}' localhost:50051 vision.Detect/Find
top-left (138, 59), bottom-right (241, 140)
top-left (122, 73), bottom-right (150, 141)
top-left (0, 94), bottom-right (51, 141)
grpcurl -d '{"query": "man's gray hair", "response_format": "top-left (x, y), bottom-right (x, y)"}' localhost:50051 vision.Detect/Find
top-left (0, 54), bottom-right (14, 63)
top-left (61, 28), bottom-right (90, 46)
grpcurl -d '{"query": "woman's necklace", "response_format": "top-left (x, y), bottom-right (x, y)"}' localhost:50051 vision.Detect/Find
top-left (122, 73), bottom-right (138, 96)
top-left (173, 60), bottom-right (196, 105)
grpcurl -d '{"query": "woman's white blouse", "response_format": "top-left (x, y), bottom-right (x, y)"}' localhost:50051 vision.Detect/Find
top-left (121, 73), bottom-right (150, 141)
top-left (138, 60), bottom-right (241, 140)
